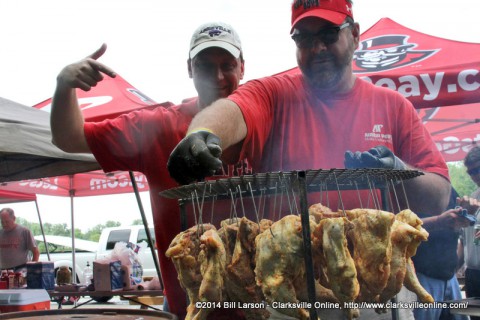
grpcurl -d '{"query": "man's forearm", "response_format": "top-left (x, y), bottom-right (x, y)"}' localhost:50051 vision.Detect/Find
top-left (50, 86), bottom-right (90, 153)
top-left (32, 247), bottom-right (40, 262)
top-left (188, 98), bottom-right (247, 149)
top-left (401, 172), bottom-right (451, 216)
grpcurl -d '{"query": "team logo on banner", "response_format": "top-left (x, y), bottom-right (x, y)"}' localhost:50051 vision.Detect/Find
top-left (353, 35), bottom-right (438, 73)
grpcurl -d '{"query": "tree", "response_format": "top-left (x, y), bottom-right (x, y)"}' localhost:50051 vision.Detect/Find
top-left (448, 162), bottom-right (477, 196)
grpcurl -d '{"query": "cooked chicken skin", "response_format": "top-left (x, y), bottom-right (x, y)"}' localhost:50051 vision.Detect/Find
top-left (255, 215), bottom-right (316, 320)
top-left (404, 258), bottom-right (434, 303)
top-left (313, 217), bottom-right (359, 319)
top-left (378, 220), bottom-right (428, 305)
top-left (348, 209), bottom-right (395, 302)
top-left (198, 228), bottom-right (226, 303)
top-left (395, 209), bottom-right (428, 258)
top-left (165, 224), bottom-right (216, 320)
top-left (225, 217), bottom-right (270, 320)
top-left (218, 218), bottom-right (240, 265)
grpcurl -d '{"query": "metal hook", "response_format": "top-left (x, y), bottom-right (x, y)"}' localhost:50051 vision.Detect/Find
top-left (237, 185), bottom-right (246, 218)
top-left (400, 179), bottom-right (410, 209)
top-left (354, 181), bottom-right (364, 209)
top-left (248, 182), bottom-right (261, 229)
top-left (333, 171), bottom-right (346, 215)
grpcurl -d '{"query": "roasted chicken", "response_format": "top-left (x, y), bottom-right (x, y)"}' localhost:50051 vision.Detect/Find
top-left (197, 228), bottom-right (227, 319)
top-left (255, 214), bottom-right (316, 320)
top-left (404, 258), bottom-right (434, 303)
top-left (165, 224), bottom-right (216, 320)
top-left (313, 217), bottom-right (359, 319)
top-left (377, 219), bottom-right (428, 306)
top-left (348, 209), bottom-right (395, 302)
top-left (225, 217), bottom-right (270, 320)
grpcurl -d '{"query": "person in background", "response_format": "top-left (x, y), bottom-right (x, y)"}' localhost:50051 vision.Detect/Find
top-left (403, 188), bottom-right (473, 320)
top-left (458, 145), bottom-right (480, 320)
top-left (167, 1), bottom-right (451, 319)
top-left (49, 22), bottom-right (247, 319)
top-left (0, 208), bottom-right (40, 271)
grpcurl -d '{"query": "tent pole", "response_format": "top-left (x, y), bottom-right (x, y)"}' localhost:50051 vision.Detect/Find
top-left (70, 175), bottom-right (77, 284)
top-left (35, 198), bottom-right (51, 261)
top-left (128, 171), bottom-right (163, 289)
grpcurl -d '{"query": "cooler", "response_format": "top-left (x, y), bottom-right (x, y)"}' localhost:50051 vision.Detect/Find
top-left (0, 289), bottom-right (50, 313)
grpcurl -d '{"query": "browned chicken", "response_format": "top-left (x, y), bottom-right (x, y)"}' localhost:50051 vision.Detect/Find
top-left (393, 209), bottom-right (433, 303)
top-left (255, 214), bottom-right (317, 320)
top-left (165, 224), bottom-right (216, 320)
top-left (377, 219), bottom-right (429, 306)
top-left (225, 217), bottom-right (270, 320)
top-left (395, 209), bottom-right (427, 258)
top-left (309, 203), bottom-right (341, 222)
top-left (218, 218), bottom-right (240, 265)
top-left (313, 217), bottom-right (359, 319)
top-left (404, 258), bottom-right (434, 303)
top-left (348, 209), bottom-right (395, 302)
top-left (196, 228), bottom-right (227, 319)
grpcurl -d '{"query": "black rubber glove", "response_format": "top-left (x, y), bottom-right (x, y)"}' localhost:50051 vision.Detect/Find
top-left (344, 145), bottom-right (407, 170)
top-left (167, 130), bottom-right (223, 185)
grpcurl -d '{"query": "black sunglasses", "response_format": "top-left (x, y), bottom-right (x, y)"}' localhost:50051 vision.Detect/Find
top-left (467, 166), bottom-right (480, 176)
top-left (291, 22), bottom-right (351, 48)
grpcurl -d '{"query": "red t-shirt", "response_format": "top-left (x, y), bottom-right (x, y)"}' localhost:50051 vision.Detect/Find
top-left (228, 73), bottom-right (449, 209)
top-left (84, 98), bottom-right (251, 319)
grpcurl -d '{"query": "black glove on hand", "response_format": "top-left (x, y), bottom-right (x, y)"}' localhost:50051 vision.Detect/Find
top-left (167, 130), bottom-right (223, 185)
top-left (344, 145), bottom-right (407, 170)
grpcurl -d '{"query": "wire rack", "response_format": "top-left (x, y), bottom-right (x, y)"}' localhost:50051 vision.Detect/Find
top-left (160, 168), bottom-right (423, 200)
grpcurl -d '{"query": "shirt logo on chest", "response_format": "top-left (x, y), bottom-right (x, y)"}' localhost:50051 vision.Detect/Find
top-left (365, 124), bottom-right (393, 143)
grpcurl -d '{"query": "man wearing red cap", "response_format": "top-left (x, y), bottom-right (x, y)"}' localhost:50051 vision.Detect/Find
top-left (168, 0), bottom-right (451, 319)
top-left (50, 22), bottom-right (249, 319)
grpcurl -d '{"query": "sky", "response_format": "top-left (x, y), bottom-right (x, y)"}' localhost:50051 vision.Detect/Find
top-left (1, 0), bottom-right (479, 231)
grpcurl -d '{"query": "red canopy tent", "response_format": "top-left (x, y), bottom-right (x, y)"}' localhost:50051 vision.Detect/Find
top-left (356, 18), bottom-right (480, 162)
top-left (2, 73), bottom-right (174, 197)
top-left (0, 190), bottom-right (36, 204)
top-left (284, 18), bottom-right (480, 162)
top-left (34, 74), bottom-right (173, 122)
top-left (0, 75), bottom-right (171, 282)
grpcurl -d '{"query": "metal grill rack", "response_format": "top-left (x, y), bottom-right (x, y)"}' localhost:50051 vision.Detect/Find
top-left (160, 168), bottom-right (423, 320)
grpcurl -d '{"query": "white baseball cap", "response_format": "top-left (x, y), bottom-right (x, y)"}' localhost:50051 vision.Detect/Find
top-left (189, 22), bottom-right (242, 59)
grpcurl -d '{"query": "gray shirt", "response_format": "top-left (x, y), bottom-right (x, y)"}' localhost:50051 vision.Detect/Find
top-left (0, 224), bottom-right (37, 269)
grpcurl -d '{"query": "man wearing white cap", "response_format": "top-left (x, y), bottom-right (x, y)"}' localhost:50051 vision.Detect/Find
top-left (50, 22), bottom-right (247, 319)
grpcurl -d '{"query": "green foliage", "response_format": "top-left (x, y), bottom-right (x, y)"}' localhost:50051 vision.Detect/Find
top-left (448, 162), bottom-right (477, 196)
top-left (16, 219), bottom-right (122, 248)
top-left (131, 219), bottom-right (143, 225)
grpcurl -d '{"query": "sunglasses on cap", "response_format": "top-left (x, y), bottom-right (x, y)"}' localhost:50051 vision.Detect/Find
top-left (467, 166), bottom-right (480, 176)
top-left (291, 22), bottom-right (350, 49)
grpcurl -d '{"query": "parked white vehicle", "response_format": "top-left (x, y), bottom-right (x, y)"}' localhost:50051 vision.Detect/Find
top-left (37, 225), bottom-right (159, 285)
top-left (36, 235), bottom-right (97, 284)
top-left (95, 225), bottom-right (159, 279)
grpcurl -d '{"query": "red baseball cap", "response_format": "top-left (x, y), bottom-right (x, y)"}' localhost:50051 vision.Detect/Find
top-left (291, 0), bottom-right (354, 32)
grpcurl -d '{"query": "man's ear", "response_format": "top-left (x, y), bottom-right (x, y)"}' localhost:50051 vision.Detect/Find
top-left (187, 58), bottom-right (193, 78)
top-left (352, 22), bottom-right (360, 47)
top-left (240, 60), bottom-right (245, 80)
